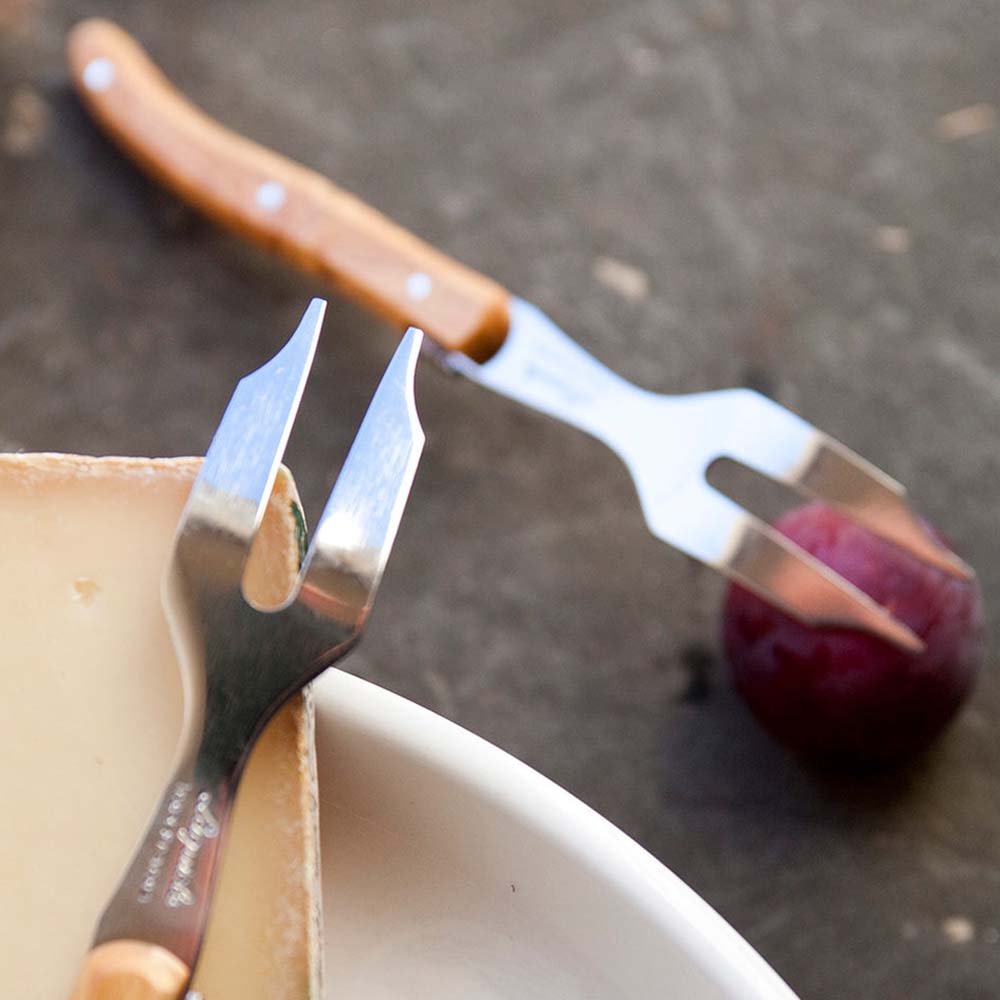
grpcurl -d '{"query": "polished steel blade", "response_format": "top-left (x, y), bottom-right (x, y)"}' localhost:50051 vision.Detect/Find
top-left (188, 297), bottom-right (326, 549)
top-left (302, 326), bottom-right (426, 614)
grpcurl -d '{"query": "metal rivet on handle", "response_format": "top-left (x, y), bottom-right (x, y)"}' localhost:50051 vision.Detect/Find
top-left (82, 58), bottom-right (116, 92)
top-left (255, 180), bottom-right (287, 212)
top-left (406, 272), bottom-right (433, 302)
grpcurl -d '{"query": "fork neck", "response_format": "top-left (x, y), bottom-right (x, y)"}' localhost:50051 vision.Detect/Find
top-left (443, 298), bottom-right (642, 451)
top-left (92, 759), bottom-right (236, 975)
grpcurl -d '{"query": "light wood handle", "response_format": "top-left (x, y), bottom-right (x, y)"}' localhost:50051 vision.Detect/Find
top-left (70, 941), bottom-right (190, 1000)
top-left (67, 18), bottom-right (511, 361)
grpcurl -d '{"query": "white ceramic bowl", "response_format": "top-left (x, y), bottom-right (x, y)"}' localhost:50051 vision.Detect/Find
top-left (313, 671), bottom-right (797, 999)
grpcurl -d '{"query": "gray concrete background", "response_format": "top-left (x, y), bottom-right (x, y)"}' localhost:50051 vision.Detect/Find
top-left (2, 1), bottom-right (999, 996)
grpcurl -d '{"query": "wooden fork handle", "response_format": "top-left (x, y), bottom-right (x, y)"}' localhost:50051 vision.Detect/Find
top-left (69, 941), bottom-right (189, 1000)
top-left (66, 18), bottom-right (511, 362)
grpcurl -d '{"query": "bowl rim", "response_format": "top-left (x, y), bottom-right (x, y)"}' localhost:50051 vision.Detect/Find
top-left (313, 670), bottom-right (798, 1000)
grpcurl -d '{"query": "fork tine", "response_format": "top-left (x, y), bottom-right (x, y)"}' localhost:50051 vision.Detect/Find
top-left (780, 433), bottom-right (974, 580)
top-left (714, 390), bottom-right (972, 581)
top-left (299, 327), bottom-right (425, 620)
top-left (189, 298), bottom-right (326, 548)
top-left (644, 482), bottom-right (923, 652)
top-left (722, 505), bottom-right (924, 653)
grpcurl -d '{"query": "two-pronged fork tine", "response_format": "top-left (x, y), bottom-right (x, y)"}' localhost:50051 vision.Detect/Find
top-left (300, 326), bottom-right (424, 625)
top-left (71, 301), bottom-right (425, 1000)
top-left (183, 297), bottom-right (325, 561)
top-left (780, 432), bottom-right (972, 579)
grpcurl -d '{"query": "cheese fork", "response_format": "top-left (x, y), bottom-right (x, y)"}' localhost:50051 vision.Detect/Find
top-left (67, 19), bottom-right (973, 654)
top-left (69, 300), bottom-right (425, 1000)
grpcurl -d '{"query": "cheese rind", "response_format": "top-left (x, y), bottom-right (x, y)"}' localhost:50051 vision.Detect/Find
top-left (0, 454), bottom-right (320, 999)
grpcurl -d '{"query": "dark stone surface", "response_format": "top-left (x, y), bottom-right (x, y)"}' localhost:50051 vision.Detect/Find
top-left (2, 1), bottom-right (999, 996)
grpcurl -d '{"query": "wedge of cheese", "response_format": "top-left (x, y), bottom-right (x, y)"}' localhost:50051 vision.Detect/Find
top-left (0, 454), bottom-right (321, 1000)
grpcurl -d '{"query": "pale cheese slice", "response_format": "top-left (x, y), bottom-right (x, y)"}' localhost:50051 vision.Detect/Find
top-left (0, 454), bottom-right (321, 1000)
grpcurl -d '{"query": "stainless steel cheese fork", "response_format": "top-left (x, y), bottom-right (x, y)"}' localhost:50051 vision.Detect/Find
top-left (69, 299), bottom-right (425, 1000)
top-left (68, 19), bottom-right (973, 654)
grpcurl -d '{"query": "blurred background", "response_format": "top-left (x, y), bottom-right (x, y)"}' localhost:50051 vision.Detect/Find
top-left (2, 1), bottom-right (999, 996)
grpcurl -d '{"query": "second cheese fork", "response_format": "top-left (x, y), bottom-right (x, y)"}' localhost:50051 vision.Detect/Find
top-left (67, 19), bottom-right (973, 653)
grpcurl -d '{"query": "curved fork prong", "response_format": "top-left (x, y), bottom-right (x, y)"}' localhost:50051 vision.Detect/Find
top-left (709, 390), bottom-right (972, 581)
top-left (297, 328), bottom-right (426, 625)
top-left (722, 509), bottom-right (924, 653)
top-left (184, 298), bottom-right (326, 559)
top-left (780, 434), bottom-right (974, 580)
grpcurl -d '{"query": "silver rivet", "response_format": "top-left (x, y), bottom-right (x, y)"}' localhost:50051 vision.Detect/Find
top-left (83, 58), bottom-right (116, 92)
top-left (255, 180), bottom-right (287, 212)
top-left (406, 272), bottom-right (433, 301)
